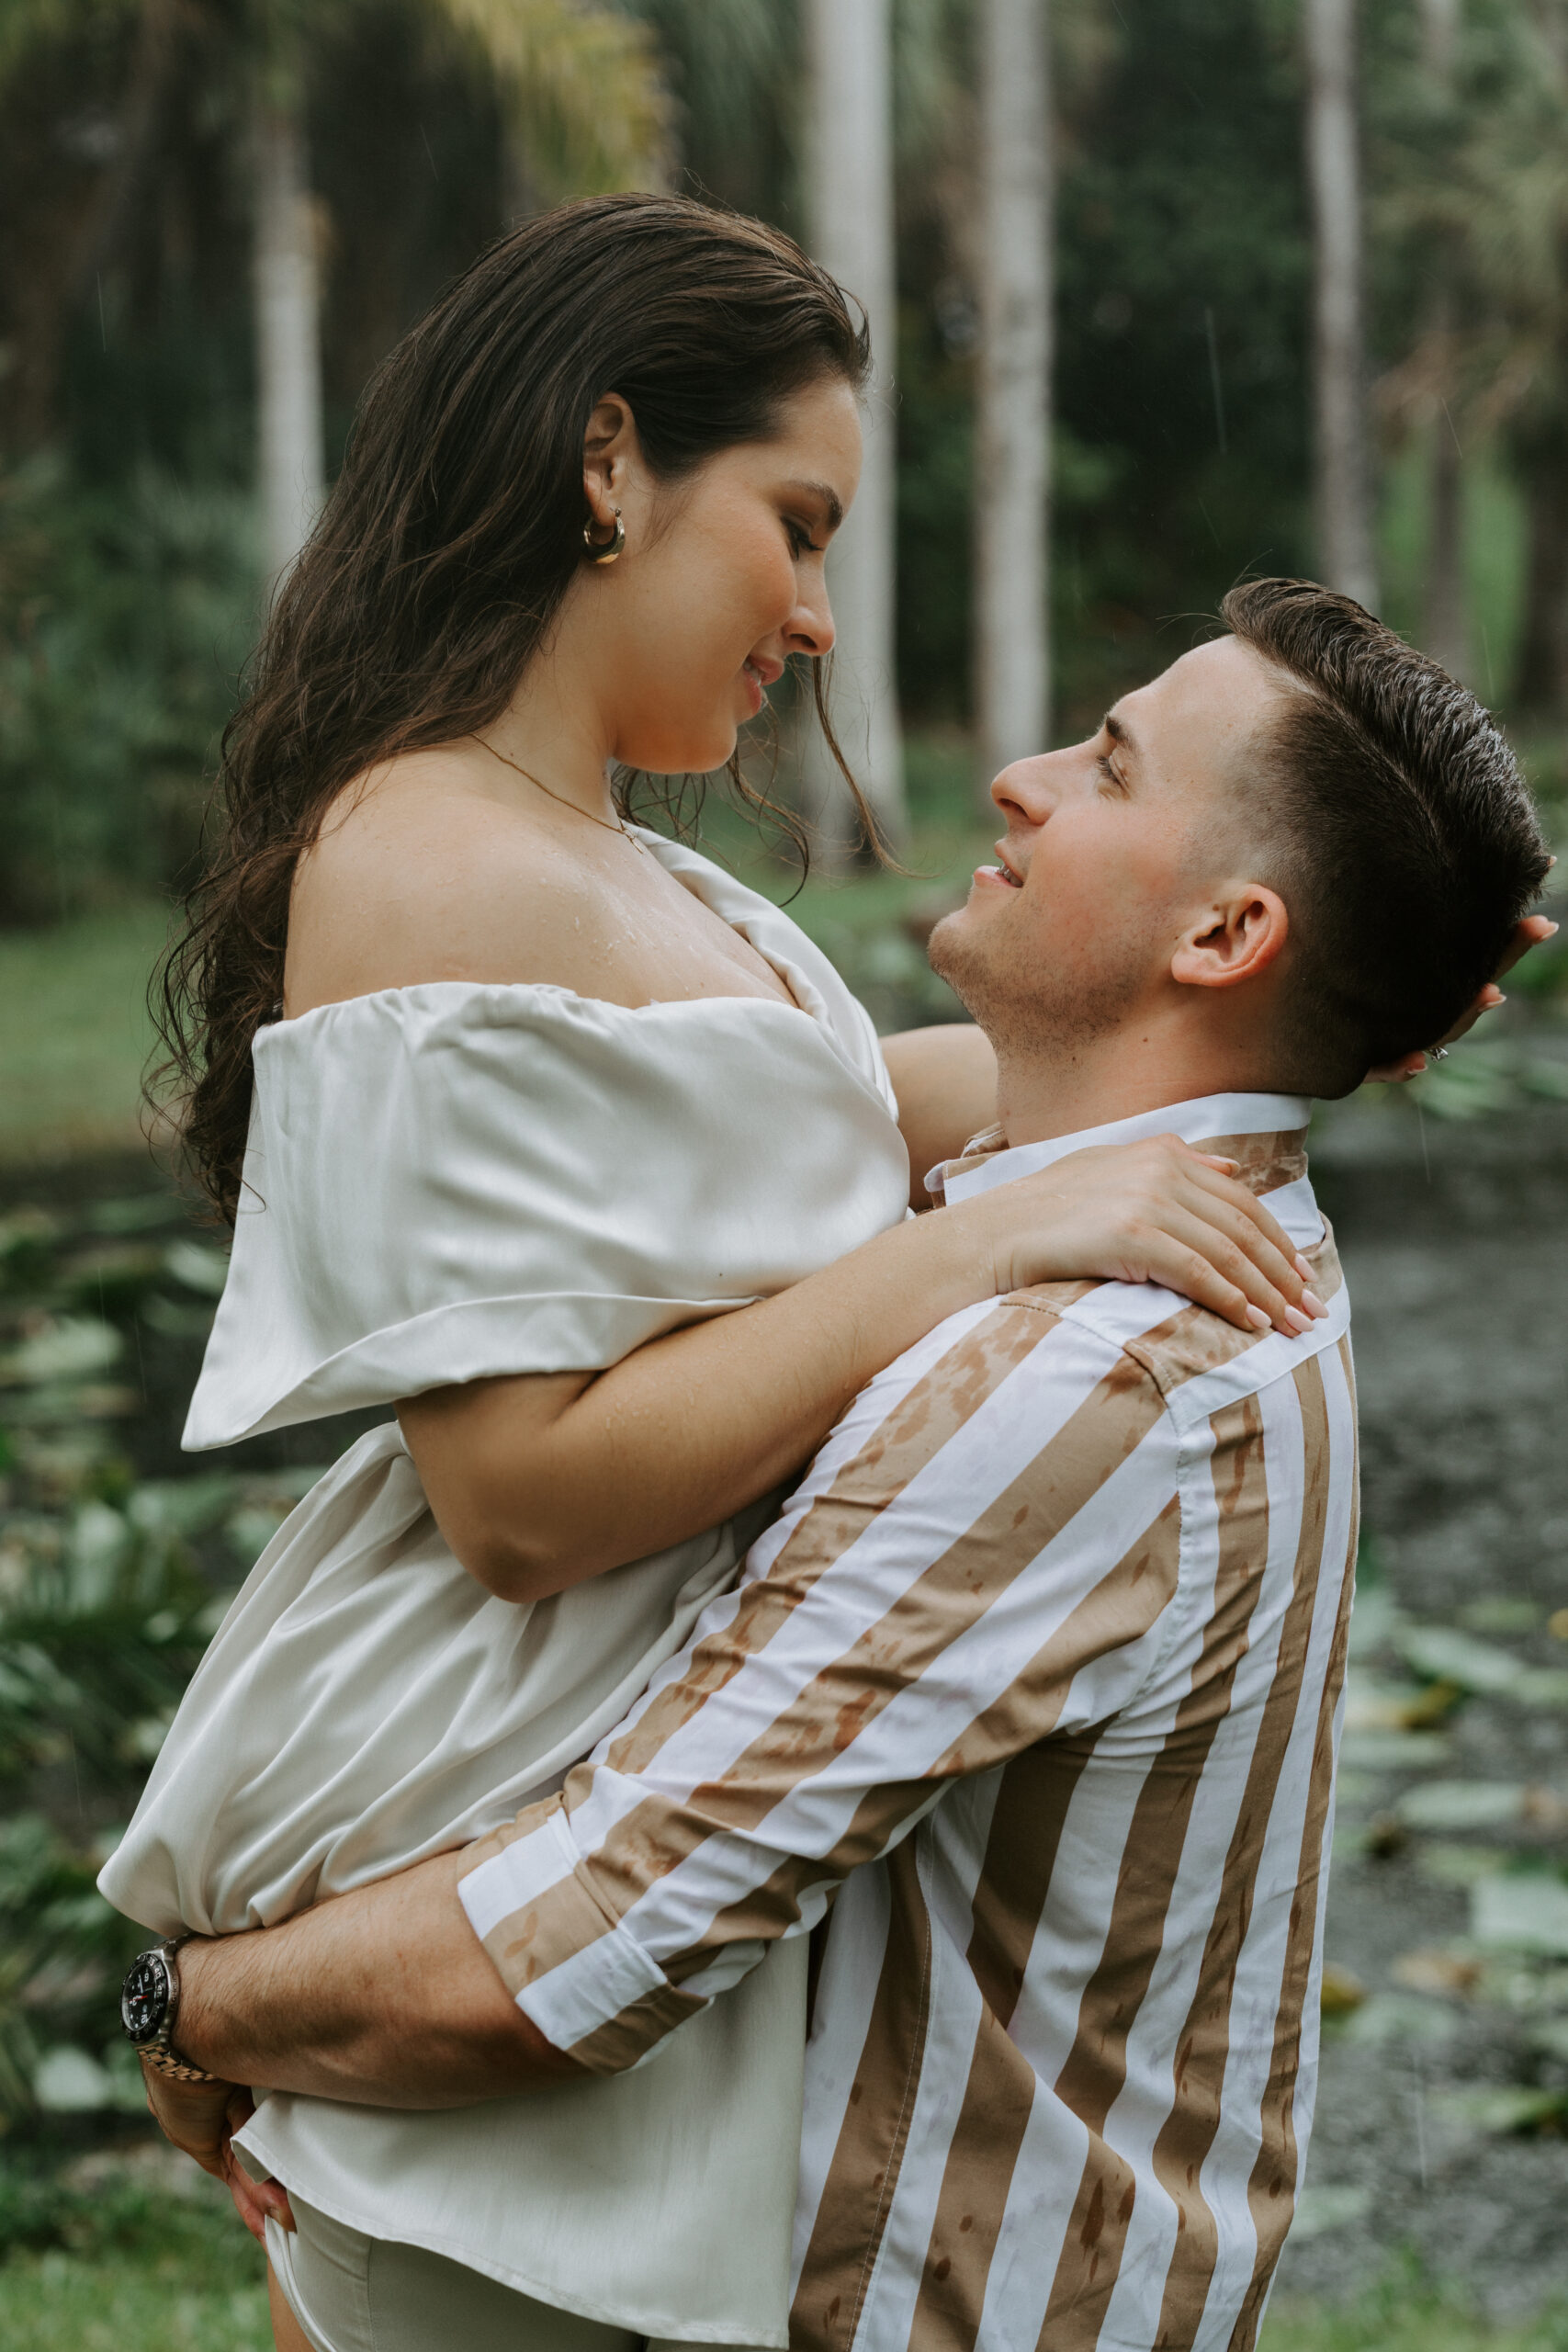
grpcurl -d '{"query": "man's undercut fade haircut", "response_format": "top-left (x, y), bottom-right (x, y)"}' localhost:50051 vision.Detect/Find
top-left (1221, 578), bottom-right (1552, 1098)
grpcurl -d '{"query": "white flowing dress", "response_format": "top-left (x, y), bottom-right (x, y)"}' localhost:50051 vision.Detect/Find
top-left (99, 830), bottom-right (912, 2350)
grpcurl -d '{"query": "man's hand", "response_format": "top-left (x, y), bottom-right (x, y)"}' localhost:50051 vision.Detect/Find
top-left (1368, 912), bottom-right (1559, 1081)
top-left (140, 2061), bottom-right (294, 2243)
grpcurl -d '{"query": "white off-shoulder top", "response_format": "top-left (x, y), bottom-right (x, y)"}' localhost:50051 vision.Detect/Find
top-left (99, 830), bottom-right (912, 2349)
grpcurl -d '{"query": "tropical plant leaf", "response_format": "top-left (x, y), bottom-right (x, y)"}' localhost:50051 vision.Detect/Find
top-left (438, 0), bottom-right (671, 199)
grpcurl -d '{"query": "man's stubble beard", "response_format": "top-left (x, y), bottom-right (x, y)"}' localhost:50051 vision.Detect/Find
top-left (928, 909), bottom-right (1148, 1068)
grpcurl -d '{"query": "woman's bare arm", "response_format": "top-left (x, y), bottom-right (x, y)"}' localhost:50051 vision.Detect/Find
top-left (401, 1133), bottom-right (1319, 1602)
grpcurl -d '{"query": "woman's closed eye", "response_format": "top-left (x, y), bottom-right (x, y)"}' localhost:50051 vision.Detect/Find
top-left (785, 517), bottom-right (825, 558)
top-left (1095, 752), bottom-right (1128, 794)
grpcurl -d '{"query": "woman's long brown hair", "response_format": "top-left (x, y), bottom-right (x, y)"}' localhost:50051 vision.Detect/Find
top-left (155, 193), bottom-right (875, 1225)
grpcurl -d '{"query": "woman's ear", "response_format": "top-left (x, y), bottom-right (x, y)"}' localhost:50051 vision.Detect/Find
top-left (1171, 884), bottom-right (1289, 991)
top-left (582, 393), bottom-right (636, 525)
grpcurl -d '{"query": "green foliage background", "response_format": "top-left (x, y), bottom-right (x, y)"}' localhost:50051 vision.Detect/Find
top-left (6, 0), bottom-right (1567, 922)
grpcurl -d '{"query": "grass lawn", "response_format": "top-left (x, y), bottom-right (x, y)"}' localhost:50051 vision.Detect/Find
top-left (0, 2195), bottom-right (271, 2352)
top-left (1263, 2281), bottom-right (1568, 2351)
top-left (0, 901), bottom-right (171, 1165)
top-left (0, 2248), bottom-right (271, 2352)
top-left (4, 2230), bottom-right (1567, 2352)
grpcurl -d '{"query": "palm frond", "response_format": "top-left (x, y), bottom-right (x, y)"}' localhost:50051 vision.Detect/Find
top-left (438, 0), bottom-right (671, 199)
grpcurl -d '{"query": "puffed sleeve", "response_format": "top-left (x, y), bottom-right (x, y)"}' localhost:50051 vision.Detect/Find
top-left (183, 980), bottom-right (910, 1447)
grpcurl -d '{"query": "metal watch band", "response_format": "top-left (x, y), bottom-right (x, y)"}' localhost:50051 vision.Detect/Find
top-left (138, 2043), bottom-right (226, 2086)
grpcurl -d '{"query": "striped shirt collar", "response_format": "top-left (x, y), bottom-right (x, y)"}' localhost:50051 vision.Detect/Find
top-left (927, 1089), bottom-right (1314, 1210)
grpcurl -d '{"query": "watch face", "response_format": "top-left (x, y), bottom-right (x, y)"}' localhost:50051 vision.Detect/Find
top-left (121, 1951), bottom-right (170, 2043)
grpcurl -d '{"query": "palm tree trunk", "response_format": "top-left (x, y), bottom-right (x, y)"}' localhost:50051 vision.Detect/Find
top-left (1305, 0), bottom-right (1377, 608)
top-left (1424, 300), bottom-right (1468, 680)
top-left (975, 0), bottom-right (1051, 806)
top-left (1420, 0), bottom-right (1467, 678)
top-left (802, 0), bottom-right (906, 860)
top-left (1514, 425), bottom-right (1568, 713)
top-left (254, 76), bottom-right (324, 592)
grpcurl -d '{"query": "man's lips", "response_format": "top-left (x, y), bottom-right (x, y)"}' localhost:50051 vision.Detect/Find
top-left (975, 843), bottom-right (1026, 889)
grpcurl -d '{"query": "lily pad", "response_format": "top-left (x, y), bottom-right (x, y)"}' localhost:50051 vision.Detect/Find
top-left (1290, 2184), bottom-right (1373, 2240)
top-left (1341, 1992), bottom-right (1460, 2048)
top-left (163, 1238), bottom-right (230, 1297)
top-left (1395, 1781), bottom-right (1527, 1832)
top-left (1347, 1585), bottom-right (1405, 1661)
top-left (1472, 1871), bottom-right (1568, 1956)
top-left (1344, 1670), bottom-right (1457, 1731)
top-left (1419, 1842), bottom-right (1515, 1889)
top-left (1, 1316), bottom-right (123, 1385)
top-left (1393, 1948), bottom-right (1485, 1996)
top-left (1340, 1730), bottom-right (1451, 1770)
top-left (32, 2046), bottom-right (114, 2113)
top-left (86, 1193), bottom-right (186, 1235)
top-left (1527, 2016), bottom-right (1568, 2063)
top-left (1429, 2084), bottom-right (1568, 2137)
top-left (1511, 1669), bottom-right (1568, 1709)
top-left (126, 1475), bottom-right (239, 1538)
top-left (1320, 1962), bottom-right (1367, 2015)
top-left (1458, 1598), bottom-right (1541, 1634)
top-left (1399, 1625), bottom-right (1525, 1697)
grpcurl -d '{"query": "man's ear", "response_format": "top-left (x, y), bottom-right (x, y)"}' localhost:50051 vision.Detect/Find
top-left (1170, 884), bottom-right (1289, 991)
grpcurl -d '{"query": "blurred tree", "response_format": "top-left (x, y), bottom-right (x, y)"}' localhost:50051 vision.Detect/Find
top-left (975, 0), bottom-right (1051, 797)
top-left (1305, 0), bottom-right (1377, 607)
top-left (1474, 0), bottom-right (1568, 713)
top-left (1050, 0), bottom-right (1310, 724)
top-left (802, 0), bottom-right (907, 856)
top-left (250, 0), bottom-right (669, 582)
top-left (0, 0), bottom-right (668, 587)
top-left (1417, 0), bottom-right (1467, 678)
top-left (1375, 0), bottom-right (1568, 711)
top-left (253, 10), bottom-right (324, 588)
top-left (621, 0), bottom-right (796, 226)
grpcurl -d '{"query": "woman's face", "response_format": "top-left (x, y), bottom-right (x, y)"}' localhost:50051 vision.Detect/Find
top-left (576, 373), bottom-right (863, 775)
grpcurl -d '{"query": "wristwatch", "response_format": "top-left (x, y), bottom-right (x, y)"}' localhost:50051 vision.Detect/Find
top-left (119, 1935), bottom-right (222, 2084)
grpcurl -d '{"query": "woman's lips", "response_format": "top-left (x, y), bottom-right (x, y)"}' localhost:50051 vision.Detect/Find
top-left (741, 657), bottom-right (769, 717)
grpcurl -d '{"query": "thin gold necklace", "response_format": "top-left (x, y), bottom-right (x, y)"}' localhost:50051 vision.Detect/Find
top-left (468, 734), bottom-right (645, 853)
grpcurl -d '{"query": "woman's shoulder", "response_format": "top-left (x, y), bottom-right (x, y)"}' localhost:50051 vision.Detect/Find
top-left (286, 752), bottom-right (612, 1015)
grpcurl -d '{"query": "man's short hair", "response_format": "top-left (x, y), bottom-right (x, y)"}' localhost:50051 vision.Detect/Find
top-left (1221, 577), bottom-right (1552, 1098)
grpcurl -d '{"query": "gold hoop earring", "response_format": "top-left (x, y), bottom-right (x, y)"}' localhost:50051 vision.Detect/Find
top-left (582, 508), bottom-right (626, 565)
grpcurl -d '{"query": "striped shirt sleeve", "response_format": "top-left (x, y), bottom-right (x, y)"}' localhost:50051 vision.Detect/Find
top-left (457, 1293), bottom-right (1188, 2075)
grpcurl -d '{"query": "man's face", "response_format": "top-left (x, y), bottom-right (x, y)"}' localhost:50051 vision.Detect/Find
top-left (929, 635), bottom-right (1287, 1056)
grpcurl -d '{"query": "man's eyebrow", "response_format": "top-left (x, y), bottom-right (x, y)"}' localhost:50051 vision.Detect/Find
top-left (1102, 710), bottom-right (1140, 762)
top-left (784, 479), bottom-right (844, 533)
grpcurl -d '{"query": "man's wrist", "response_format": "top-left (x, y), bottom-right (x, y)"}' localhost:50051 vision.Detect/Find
top-left (164, 1936), bottom-right (233, 2080)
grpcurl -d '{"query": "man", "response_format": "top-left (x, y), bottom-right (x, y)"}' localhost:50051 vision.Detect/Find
top-left (139, 581), bottom-right (1551, 2350)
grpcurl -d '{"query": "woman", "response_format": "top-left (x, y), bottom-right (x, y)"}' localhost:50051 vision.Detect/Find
top-left (102, 195), bottom-right (1317, 2352)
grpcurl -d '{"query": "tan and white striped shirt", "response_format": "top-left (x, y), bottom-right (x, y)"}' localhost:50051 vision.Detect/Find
top-left (459, 1091), bottom-right (1359, 2352)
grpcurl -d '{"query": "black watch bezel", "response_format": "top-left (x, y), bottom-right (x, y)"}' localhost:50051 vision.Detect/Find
top-left (120, 1944), bottom-right (176, 2050)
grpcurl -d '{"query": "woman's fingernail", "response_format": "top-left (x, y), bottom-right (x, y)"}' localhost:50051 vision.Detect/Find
top-left (1282, 1305), bottom-right (1314, 1334)
top-left (1293, 1254), bottom-right (1314, 1281)
top-left (1246, 1305), bottom-right (1271, 1330)
top-left (1302, 1288), bottom-right (1327, 1318)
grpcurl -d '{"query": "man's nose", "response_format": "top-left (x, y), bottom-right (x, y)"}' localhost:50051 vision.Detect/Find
top-left (989, 749), bottom-right (1060, 825)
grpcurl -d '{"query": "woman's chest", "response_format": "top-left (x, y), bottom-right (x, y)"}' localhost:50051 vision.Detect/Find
top-left (587, 853), bottom-right (795, 1008)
